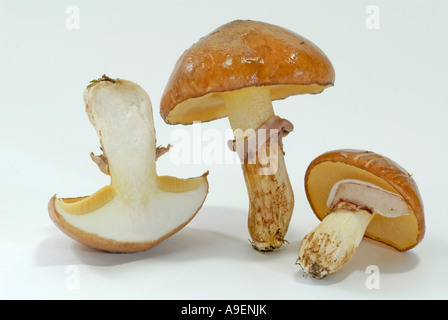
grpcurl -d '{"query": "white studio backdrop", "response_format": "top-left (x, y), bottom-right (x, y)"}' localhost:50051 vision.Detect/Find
top-left (1, 0), bottom-right (447, 299)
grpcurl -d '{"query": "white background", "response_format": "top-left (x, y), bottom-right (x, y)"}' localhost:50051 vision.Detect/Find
top-left (1, 0), bottom-right (447, 300)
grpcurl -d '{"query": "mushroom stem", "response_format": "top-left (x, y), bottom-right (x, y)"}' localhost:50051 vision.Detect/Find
top-left (297, 204), bottom-right (374, 279)
top-left (84, 78), bottom-right (159, 204)
top-left (223, 86), bottom-right (294, 251)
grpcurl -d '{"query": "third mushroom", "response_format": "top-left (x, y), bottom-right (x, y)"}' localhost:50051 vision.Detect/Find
top-left (297, 149), bottom-right (425, 279)
top-left (160, 20), bottom-right (335, 251)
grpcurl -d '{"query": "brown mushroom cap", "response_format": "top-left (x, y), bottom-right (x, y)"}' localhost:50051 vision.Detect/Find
top-left (160, 19), bottom-right (335, 125)
top-left (305, 149), bottom-right (425, 252)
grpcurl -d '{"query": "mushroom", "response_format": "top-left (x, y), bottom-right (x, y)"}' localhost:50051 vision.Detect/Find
top-left (297, 149), bottom-right (425, 279)
top-left (160, 20), bottom-right (335, 251)
top-left (48, 75), bottom-right (209, 253)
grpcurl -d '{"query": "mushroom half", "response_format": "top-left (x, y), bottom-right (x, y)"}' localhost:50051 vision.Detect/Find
top-left (297, 149), bottom-right (425, 279)
top-left (160, 20), bottom-right (335, 251)
top-left (48, 76), bottom-right (209, 253)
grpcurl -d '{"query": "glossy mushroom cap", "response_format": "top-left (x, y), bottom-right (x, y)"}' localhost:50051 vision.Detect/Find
top-left (160, 19), bottom-right (335, 125)
top-left (305, 149), bottom-right (425, 251)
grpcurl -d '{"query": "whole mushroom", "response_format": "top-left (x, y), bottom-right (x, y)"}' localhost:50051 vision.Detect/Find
top-left (160, 20), bottom-right (335, 251)
top-left (48, 75), bottom-right (209, 253)
top-left (297, 149), bottom-right (425, 279)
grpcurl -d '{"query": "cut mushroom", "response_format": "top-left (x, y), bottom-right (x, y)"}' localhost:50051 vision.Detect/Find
top-left (48, 75), bottom-right (209, 253)
top-left (297, 149), bottom-right (425, 279)
top-left (160, 20), bottom-right (335, 251)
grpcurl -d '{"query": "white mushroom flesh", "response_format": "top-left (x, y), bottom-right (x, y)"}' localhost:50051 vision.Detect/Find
top-left (327, 179), bottom-right (410, 218)
top-left (56, 78), bottom-right (208, 244)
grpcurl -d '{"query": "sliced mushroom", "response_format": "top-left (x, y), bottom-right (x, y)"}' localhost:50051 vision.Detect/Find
top-left (48, 76), bottom-right (209, 253)
top-left (297, 149), bottom-right (425, 279)
top-left (160, 20), bottom-right (335, 251)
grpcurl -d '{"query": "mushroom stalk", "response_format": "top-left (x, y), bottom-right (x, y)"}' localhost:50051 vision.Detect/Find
top-left (85, 78), bottom-right (159, 204)
top-left (222, 86), bottom-right (294, 251)
top-left (297, 204), bottom-right (374, 279)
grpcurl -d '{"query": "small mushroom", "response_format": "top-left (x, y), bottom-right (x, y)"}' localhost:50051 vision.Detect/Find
top-left (297, 149), bottom-right (425, 279)
top-left (48, 75), bottom-right (209, 253)
top-left (160, 20), bottom-right (335, 251)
